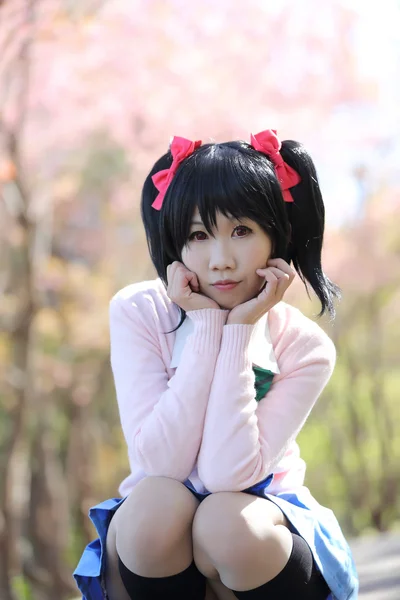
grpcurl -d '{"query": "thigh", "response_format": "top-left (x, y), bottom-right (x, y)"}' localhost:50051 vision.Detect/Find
top-left (104, 509), bottom-right (225, 600)
top-left (116, 476), bottom-right (199, 574)
top-left (194, 491), bottom-right (291, 539)
top-left (104, 477), bottom-right (200, 598)
top-left (104, 511), bottom-right (131, 600)
top-left (193, 491), bottom-right (291, 581)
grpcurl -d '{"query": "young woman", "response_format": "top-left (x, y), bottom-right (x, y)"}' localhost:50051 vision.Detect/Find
top-left (74, 129), bottom-right (359, 600)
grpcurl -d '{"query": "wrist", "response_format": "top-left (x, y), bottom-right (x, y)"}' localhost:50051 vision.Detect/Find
top-left (226, 315), bottom-right (256, 325)
top-left (218, 322), bottom-right (254, 370)
top-left (187, 307), bottom-right (229, 318)
top-left (226, 318), bottom-right (248, 325)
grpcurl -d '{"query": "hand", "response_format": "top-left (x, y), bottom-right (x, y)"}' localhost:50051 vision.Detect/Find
top-left (226, 258), bottom-right (295, 325)
top-left (167, 261), bottom-right (220, 312)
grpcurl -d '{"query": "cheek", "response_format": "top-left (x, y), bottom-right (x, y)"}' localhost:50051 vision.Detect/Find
top-left (180, 246), bottom-right (192, 265)
top-left (246, 247), bottom-right (269, 270)
top-left (255, 239), bottom-right (273, 268)
top-left (181, 247), bottom-right (200, 274)
top-left (180, 247), bottom-right (188, 265)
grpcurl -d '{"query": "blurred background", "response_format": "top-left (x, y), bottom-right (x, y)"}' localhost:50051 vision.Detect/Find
top-left (0, 0), bottom-right (399, 599)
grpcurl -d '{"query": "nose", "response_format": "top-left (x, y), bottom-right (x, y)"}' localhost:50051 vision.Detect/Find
top-left (208, 239), bottom-right (236, 271)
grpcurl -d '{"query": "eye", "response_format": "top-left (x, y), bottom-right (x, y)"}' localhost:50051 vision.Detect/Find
top-left (188, 230), bottom-right (208, 241)
top-left (234, 225), bottom-right (252, 237)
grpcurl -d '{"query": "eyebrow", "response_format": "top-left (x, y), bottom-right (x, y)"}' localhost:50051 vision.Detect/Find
top-left (190, 220), bottom-right (204, 226)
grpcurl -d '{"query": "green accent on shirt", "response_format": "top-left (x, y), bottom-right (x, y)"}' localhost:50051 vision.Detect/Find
top-left (253, 365), bottom-right (275, 402)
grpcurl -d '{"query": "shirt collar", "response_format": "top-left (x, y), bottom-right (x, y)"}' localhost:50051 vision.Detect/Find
top-left (170, 312), bottom-right (280, 374)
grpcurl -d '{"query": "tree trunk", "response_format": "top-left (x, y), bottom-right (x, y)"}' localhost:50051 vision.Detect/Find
top-left (0, 247), bottom-right (35, 600)
top-left (26, 416), bottom-right (76, 600)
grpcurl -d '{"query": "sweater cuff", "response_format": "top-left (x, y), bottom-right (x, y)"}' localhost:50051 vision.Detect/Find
top-left (218, 324), bottom-right (256, 371)
top-left (186, 309), bottom-right (229, 354)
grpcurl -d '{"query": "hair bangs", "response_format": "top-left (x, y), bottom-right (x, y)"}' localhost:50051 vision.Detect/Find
top-left (164, 142), bottom-right (282, 257)
top-left (142, 135), bottom-right (341, 322)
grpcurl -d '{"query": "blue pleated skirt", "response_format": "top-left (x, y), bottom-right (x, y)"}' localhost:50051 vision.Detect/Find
top-left (73, 478), bottom-right (358, 600)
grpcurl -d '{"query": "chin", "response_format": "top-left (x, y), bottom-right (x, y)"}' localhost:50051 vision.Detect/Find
top-left (218, 298), bottom-right (243, 310)
top-left (218, 302), bottom-right (235, 310)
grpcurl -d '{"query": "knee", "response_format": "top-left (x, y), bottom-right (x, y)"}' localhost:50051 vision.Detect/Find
top-left (115, 477), bottom-right (198, 563)
top-left (193, 493), bottom-right (248, 569)
top-left (192, 492), bottom-right (276, 572)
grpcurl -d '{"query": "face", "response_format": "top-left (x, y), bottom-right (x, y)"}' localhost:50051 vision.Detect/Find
top-left (181, 208), bottom-right (273, 309)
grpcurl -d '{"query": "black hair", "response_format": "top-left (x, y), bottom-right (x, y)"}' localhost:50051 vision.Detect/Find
top-left (141, 139), bottom-right (341, 330)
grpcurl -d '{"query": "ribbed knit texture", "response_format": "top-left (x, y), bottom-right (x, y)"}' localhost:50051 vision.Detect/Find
top-left (217, 324), bottom-right (255, 371)
top-left (185, 308), bottom-right (229, 354)
top-left (110, 279), bottom-right (336, 498)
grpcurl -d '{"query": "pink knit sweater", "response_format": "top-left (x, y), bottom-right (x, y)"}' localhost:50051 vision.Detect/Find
top-left (110, 278), bottom-right (336, 498)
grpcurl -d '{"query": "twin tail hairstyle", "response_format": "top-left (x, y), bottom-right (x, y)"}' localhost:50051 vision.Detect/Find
top-left (140, 131), bottom-right (341, 328)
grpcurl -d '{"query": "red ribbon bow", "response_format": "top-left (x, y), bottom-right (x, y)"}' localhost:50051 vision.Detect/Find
top-left (151, 136), bottom-right (202, 210)
top-left (250, 129), bottom-right (301, 202)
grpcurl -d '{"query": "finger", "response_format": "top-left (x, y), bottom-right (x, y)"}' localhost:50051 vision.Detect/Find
top-left (267, 258), bottom-right (295, 279)
top-left (257, 268), bottom-right (291, 304)
top-left (256, 267), bottom-right (281, 280)
top-left (257, 266), bottom-right (294, 284)
top-left (187, 271), bottom-right (199, 289)
top-left (175, 265), bottom-right (199, 294)
top-left (266, 267), bottom-right (293, 298)
top-left (258, 269), bottom-right (278, 294)
top-left (167, 262), bottom-right (183, 296)
top-left (175, 262), bottom-right (195, 283)
top-left (265, 266), bottom-right (291, 280)
top-left (266, 257), bottom-right (290, 267)
top-left (167, 261), bottom-right (179, 281)
top-left (176, 263), bottom-right (199, 287)
top-left (170, 261), bottom-right (182, 274)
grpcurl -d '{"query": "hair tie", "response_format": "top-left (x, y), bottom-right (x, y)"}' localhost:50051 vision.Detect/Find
top-left (250, 129), bottom-right (301, 202)
top-left (151, 136), bottom-right (201, 210)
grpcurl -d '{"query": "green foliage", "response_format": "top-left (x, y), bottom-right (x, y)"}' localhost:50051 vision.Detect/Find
top-left (298, 361), bottom-right (400, 536)
top-left (12, 575), bottom-right (34, 600)
top-left (1, 2), bottom-right (400, 596)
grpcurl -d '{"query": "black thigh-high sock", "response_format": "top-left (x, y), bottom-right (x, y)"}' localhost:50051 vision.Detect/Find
top-left (231, 533), bottom-right (331, 600)
top-left (117, 553), bottom-right (206, 600)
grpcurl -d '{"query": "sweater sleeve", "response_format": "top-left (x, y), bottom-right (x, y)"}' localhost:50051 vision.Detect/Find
top-left (109, 293), bottom-right (228, 481)
top-left (197, 322), bottom-right (336, 492)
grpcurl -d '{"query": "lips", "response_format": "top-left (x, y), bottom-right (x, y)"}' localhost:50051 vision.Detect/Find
top-left (213, 280), bottom-right (239, 286)
top-left (212, 280), bottom-right (240, 291)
